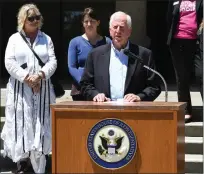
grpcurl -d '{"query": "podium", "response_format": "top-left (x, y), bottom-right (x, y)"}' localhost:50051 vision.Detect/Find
top-left (51, 101), bottom-right (185, 173)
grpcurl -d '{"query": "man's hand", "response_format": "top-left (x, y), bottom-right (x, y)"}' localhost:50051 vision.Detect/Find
top-left (93, 93), bottom-right (111, 102)
top-left (124, 94), bottom-right (141, 102)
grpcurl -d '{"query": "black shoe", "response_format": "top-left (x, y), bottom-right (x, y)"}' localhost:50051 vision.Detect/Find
top-left (24, 158), bottom-right (34, 173)
top-left (16, 158), bottom-right (34, 174)
top-left (185, 115), bottom-right (193, 123)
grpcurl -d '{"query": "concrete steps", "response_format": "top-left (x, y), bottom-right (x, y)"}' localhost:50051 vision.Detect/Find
top-left (1, 150), bottom-right (202, 173)
top-left (0, 119), bottom-right (203, 155)
top-left (185, 154), bottom-right (203, 173)
top-left (185, 122), bottom-right (203, 137)
top-left (1, 120), bottom-right (203, 173)
top-left (185, 137), bottom-right (203, 154)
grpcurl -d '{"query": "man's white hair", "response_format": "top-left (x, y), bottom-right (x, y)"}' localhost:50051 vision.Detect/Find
top-left (109, 11), bottom-right (132, 29)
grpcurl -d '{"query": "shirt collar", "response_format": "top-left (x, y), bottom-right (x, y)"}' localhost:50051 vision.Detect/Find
top-left (111, 41), bottom-right (130, 56)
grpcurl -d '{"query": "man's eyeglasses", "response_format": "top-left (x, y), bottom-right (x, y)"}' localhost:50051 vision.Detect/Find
top-left (27, 15), bottom-right (41, 22)
top-left (83, 19), bottom-right (97, 25)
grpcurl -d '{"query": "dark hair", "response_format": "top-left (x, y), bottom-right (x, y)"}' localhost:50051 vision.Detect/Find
top-left (82, 7), bottom-right (100, 21)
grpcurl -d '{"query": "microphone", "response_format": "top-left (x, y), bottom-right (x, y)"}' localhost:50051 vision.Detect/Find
top-left (123, 49), bottom-right (168, 102)
top-left (123, 49), bottom-right (143, 63)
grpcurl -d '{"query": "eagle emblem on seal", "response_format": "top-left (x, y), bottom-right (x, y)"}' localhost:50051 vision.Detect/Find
top-left (98, 129), bottom-right (124, 156)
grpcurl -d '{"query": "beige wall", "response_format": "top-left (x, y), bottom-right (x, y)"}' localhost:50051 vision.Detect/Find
top-left (116, 0), bottom-right (150, 47)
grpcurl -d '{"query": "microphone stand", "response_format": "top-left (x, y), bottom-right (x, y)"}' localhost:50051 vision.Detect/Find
top-left (143, 65), bottom-right (168, 102)
top-left (123, 49), bottom-right (168, 102)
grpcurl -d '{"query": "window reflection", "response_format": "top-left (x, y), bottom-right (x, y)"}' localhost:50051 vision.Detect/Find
top-left (64, 11), bottom-right (82, 31)
top-left (63, 10), bottom-right (83, 69)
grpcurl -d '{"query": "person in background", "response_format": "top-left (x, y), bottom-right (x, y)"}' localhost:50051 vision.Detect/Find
top-left (80, 11), bottom-right (161, 102)
top-left (195, 20), bottom-right (203, 99)
top-left (167, 0), bottom-right (203, 122)
top-left (68, 7), bottom-right (111, 101)
top-left (1, 3), bottom-right (57, 173)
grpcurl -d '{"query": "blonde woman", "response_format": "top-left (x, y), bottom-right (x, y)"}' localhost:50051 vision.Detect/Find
top-left (1, 3), bottom-right (57, 173)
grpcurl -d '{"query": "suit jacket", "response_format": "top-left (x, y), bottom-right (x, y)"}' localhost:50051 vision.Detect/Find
top-left (166, 0), bottom-right (203, 45)
top-left (80, 42), bottom-right (161, 101)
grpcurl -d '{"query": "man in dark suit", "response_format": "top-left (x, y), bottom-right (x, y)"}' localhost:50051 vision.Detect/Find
top-left (80, 11), bottom-right (161, 102)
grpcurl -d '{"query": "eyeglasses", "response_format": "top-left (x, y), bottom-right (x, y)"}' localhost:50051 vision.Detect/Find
top-left (83, 19), bottom-right (97, 25)
top-left (27, 15), bottom-right (41, 22)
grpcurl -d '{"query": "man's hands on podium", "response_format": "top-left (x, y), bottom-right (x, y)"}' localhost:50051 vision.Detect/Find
top-left (93, 93), bottom-right (141, 102)
top-left (93, 93), bottom-right (111, 102)
top-left (124, 93), bottom-right (141, 102)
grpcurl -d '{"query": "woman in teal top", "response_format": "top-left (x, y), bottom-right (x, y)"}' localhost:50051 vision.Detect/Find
top-left (68, 7), bottom-right (111, 101)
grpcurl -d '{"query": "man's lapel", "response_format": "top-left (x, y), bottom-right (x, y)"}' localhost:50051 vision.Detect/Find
top-left (124, 43), bottom-right (141, 93)
top-left (101, 44), bottom-right (111, 97)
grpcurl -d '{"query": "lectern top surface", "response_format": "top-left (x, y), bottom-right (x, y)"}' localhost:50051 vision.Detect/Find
top-left (51, 101), bottom-right (186, 111)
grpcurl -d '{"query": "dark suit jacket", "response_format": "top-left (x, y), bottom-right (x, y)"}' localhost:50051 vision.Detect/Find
top-left (167, 0), bottom-right (203, 45)
top-left (80, 42), bottom-right (161, 101)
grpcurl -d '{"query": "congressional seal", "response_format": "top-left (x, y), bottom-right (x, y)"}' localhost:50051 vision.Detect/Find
top-left (87, 118), bottom-right (137, 169)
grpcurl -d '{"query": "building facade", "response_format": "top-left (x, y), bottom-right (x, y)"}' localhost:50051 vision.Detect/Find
top-left (0, 0), bottom-right (174, 85)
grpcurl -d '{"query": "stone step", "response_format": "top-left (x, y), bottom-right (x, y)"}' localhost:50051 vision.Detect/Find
top-left (0, 106), bottom-right (5, 117)
top-left (0, 105), bottom-right (202, 117)
top-left (1, 117), bottom-right (203, 154)
top-left (1, 118), bottom-right (203, 137)
top-left (185, 154), bottom-right (203, 173)
top-left (1, 89), bottom-right (203, 105)
top-left (0, 105), bottom-right (202, 121)
top-left (0, 89), bottom-right (72, 106)
top-left (1, 89), bottom-right (203, 120)
top-left (185, 122), bottom-right (203, 137)
top-left (0, 150), bottom-right (202, 173)
top-left (0, 117), bottom-right (4, 150)
top-left (185, 137), bottom-right (203, 154)
top-left (154, 91), bottom-right (203, 106)
top-left (1, 136), bottom-right (203, 156)
top-left (0, 104), bottom-right (203, 123)
top-left (1, 139), bottom-right (202, 156)
top-left (0, 150), bottom-right (51, 173)
top-left (1, 136), bottom-right (202, 156)
top-left (1, 89), bottom-right (203, 173)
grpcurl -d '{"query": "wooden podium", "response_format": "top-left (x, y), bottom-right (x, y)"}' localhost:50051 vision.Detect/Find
top-left (51, 101), bottom-right (186, 173)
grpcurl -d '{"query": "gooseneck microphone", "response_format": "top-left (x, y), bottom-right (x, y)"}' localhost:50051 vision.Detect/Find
top-left (123, 49), bottom-right (168, 102)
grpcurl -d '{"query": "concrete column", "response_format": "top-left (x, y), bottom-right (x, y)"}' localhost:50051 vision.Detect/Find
top-left (115, 0), bottom-right (150, 47)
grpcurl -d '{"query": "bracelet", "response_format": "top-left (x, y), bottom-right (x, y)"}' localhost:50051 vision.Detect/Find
top-left (38, 72), bottom-right (43, 79)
